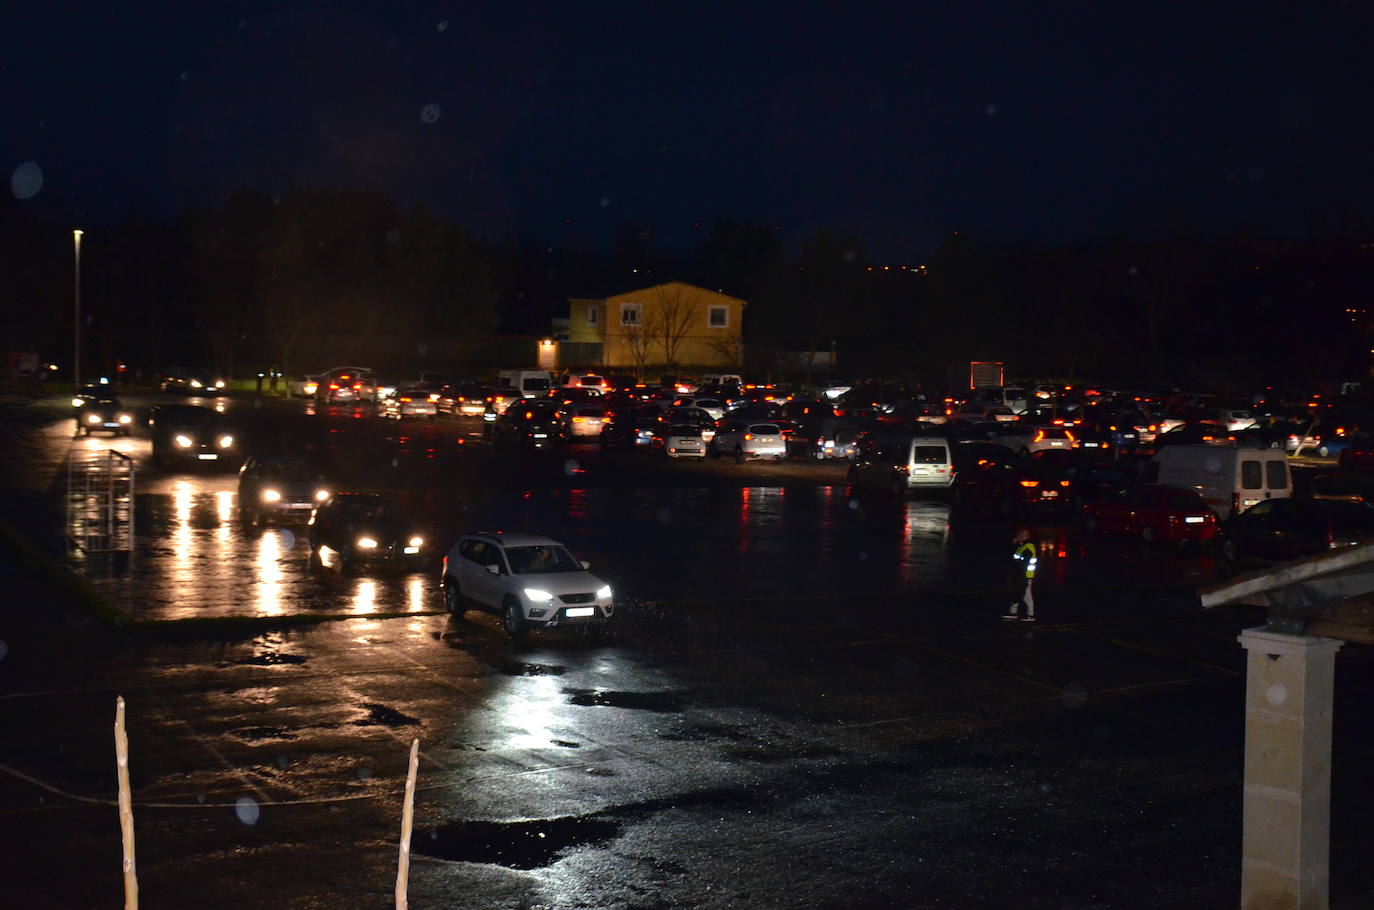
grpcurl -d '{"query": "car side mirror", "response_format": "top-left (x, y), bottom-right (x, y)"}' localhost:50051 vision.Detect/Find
top-left (581, 560), bottom-right (590, 570)
top-left (486, 563), bottom-right (500, 575)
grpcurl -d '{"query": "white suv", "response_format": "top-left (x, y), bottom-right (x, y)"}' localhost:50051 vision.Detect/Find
top-left (710, 421), bottom-right (786, 462)
top-left (441, 532), bottom-right (614, 637)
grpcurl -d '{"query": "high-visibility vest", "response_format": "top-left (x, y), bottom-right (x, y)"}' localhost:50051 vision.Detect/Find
top-left (1013, 542), bottom-right (1038, 579)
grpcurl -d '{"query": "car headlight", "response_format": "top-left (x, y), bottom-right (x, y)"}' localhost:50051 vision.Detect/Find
top-left (357, 537), bottom-right (378, 549)
top-left (118, 413), bottom-right (132, 424)
top-left (72, 397), bottom-right (85, 407)
top-left (523, 588), bottom-right (554, 602)
top-left (596, 585), bottom-right (612, 600)
top-left (174, 434), bottom-right (193, 448)
top-left (190, 379), bottom-right (203, 389)
top-left (218, 434), bottom-right (234, 448)
top-left (214, 380), bottom-right (225, 389)
top-left (408, 536), bottom-right (424, 548)
top-left (86, 413), bottom-right (101, 424)
top-left (314, 488), bottom-right (330, 501)
top-left (304, 383), bottom-right (318, 395)
top-left (261, 488), bottom-right (282, 503)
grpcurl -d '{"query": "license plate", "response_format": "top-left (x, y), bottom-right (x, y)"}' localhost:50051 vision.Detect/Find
top-left (913, 466), bottom-right (931, 474)
top-left (1042, 490), bottom-right (1059, 498)
top-left (565, 607), bottom-right (595, 618)
top-left (1183, 516), bottom-right (1204, 524)
top-left (533, 433), bottom-right (548, 438)
top-left (403, 546), bottom-right (420, 554)
top-left (197, 453), bottom-right (218, 460)
top-left (103, 422), bottom-right (119, 428)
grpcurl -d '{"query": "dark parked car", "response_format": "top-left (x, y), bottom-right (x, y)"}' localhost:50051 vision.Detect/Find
top-left (237, 455), bottom-right (331, 526)
top-left (788, 416), bottom-right (860, 461)
top-left (599, 414), bottom-right (659, 450)
top-left (950, 457), bottom-right (1072, 515)
top-left (490, 402), bottom-right (568, 448)
top-left (149, 405), bottom-right (237, 467)
top-left (308, 493), bottom-right (427, 571)
top-left (1081, 485), bottom-right (1219, 545)
top-left (1223, 498), bottom-right (1374, 562)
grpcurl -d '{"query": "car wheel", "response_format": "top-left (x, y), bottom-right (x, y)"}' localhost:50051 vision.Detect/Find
top-left (1141, 525), bottom-right (1157, 545)
top-left (734, 447), bottom-right (745, 464)
top-left (707, 442), bottom-right (719, 459)
top-left (1318, 445), bottom-right (1330, 458)
top-left (1221, 536), bottom-right (1240, 562)
top-left (890, 476), bottom-right (906, 497)
top-left (444, 582), bottom-right (463, 615)
top-left (502, 598), bottom-right (527, 639)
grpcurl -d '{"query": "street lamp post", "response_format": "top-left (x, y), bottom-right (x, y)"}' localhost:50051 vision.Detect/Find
top-left (73, 229), bottom-right (83, 389)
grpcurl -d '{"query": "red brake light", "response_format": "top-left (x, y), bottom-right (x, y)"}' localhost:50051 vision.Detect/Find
top-left (1019, 480), bottom-right (1039, 488)
top-left (744, 434), bottom-right (753, 440)
top-left (1034, 430), bottom-right (1045, 442)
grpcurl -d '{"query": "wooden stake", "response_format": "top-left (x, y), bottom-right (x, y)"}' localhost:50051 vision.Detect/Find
top-left (395, 737), bottom-right (419, 910)
top-left (114, 696), bottom-right (138, 910)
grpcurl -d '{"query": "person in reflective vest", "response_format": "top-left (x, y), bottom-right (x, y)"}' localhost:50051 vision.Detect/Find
top-left (1003, 540), bottom-right (1038, 622)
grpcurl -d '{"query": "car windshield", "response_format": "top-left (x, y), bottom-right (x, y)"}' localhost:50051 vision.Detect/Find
top-left (505, 545), bottom-right (583, 575)
top-left (263, 463), bottom-right (312, 481)
top-left (750, 424), bottom-right (780, 435)
top-left (913, 445), bottom-right (947, 463)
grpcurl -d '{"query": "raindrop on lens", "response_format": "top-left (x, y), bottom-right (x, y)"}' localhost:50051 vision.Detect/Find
top-left (358, 767), bottom-right (372, 780)
top-left (599, 197), bottom-right (610, 208)
top-left (985, 104), bottom-right (998, 115)
top-left (277, 529), bottom-right (296, 549)
top-left (563, 459), bottom-right (580, 476)
top-left (420, 103), bottom-right (442, 124)
top-left (10, 161), bottom-right (43, 199)
top-left (847, 499), bottom-right (859, 510)
top-left (0, 640), bottom-right (7, 662)
top-left (437, 19), bottom-right (448, 31)
top-left (235, 797), bottom-right (260, 826)
top-left (656, 507), bottom-right (671, 523)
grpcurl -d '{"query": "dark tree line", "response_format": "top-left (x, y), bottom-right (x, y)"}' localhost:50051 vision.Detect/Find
top-left (3, 188), bottom-right (1370, 388)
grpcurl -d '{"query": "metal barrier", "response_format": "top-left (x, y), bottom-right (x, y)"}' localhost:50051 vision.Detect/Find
top-left (66, 448), bottom-right (136, 554)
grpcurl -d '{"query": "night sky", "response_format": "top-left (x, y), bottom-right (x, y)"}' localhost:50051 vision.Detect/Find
top-left (8, 1), bottom-right (1374, 257)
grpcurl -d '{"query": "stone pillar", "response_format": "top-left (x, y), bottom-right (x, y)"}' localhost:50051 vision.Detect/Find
top-left (1238, 627), bottom-right (1342, 910)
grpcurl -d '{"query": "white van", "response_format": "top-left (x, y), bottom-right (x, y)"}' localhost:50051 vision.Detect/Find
top-left (848, 433), bottom-right (954, 493)
top-left (1142, 444), bottom-right (1290, 518)
top-left (497, 370), bottom-right (553, 399)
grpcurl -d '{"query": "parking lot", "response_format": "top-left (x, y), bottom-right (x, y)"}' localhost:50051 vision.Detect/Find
top-left (4, 391), bottom-right (1374, 908)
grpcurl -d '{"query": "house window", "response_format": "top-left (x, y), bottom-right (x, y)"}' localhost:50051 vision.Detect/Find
top-left (620, 302), bottom-right (642, 326)
top-left (708, 305), bottom-right (728, 328)
top-left (587, 304), bottom-right (599, 327)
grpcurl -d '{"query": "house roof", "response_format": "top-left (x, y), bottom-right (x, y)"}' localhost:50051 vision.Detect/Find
top-left (570, 281), bottom-right (747, 307)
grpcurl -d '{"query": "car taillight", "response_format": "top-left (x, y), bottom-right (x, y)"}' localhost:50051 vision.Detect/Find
top-left (1060, 480), bottom-right (1070, 487)
top-left (400, 397), bottom-right (412, 402)
top-left (1034, 431), bottom-right (1044, 442)
top-left (1019, 480), bottom-right (1039, 488)
top-left (744, 434), bottom-right (752, 440)
top-left (330, 383), bottom-right (340, 390)
top-left (1065, 430), bottom-right (1076, 442)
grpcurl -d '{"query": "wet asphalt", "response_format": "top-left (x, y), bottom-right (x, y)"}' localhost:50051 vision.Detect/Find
top-left (3, 391), bottom-right (1374, 909)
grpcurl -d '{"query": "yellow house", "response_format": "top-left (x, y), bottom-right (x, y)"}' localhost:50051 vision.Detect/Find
top-left (565, 281), bottom-right (746, 373)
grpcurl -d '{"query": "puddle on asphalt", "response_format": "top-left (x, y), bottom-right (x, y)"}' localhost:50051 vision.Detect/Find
top-left (415, 816), bottom-right (622, 869)
top-left (231, 725), bottom-right (297, 742)
top-left (353, 703), bottom-right (421, 727)
top-left (657, 722), bottom-right (748, 742)
top-left (561, 688), bottom-right (686, 712)
top-left (229, 651), bottom-right (308, 666)
top-left (490, 657), bottom-right (567, 677)
top-left (551, 739), bottom-right (580, 748)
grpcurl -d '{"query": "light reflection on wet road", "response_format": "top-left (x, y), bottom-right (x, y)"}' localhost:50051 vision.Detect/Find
top-left (80, 478), bottom-right (1223, 622)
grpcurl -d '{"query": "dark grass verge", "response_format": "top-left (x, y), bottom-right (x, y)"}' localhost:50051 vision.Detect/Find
top-left (0, 519), bottom-right (129, 630)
